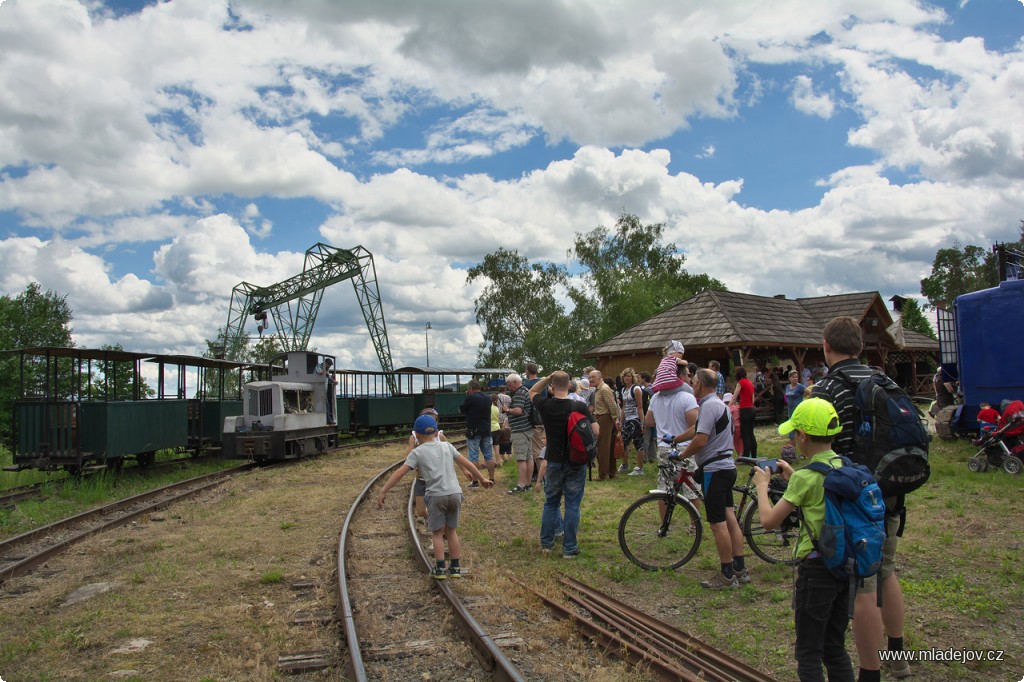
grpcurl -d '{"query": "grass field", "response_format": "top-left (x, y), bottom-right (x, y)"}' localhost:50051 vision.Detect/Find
top-left (468, 426), bottom-right (1023, 681)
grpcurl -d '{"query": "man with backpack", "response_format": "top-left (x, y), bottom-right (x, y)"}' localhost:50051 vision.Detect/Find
top-left (751, 397), bottom-right (860, 682)
top-left (812, 316), bottom-right (917, 681)
top-left (528, 371), bottom-right (598, 559)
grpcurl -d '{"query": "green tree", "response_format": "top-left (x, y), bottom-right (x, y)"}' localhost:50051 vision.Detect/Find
top-left (90, 344), bottom-right (156, 400)
top-left (0, 283), bottom-right (75, 441)
top-left (465, 248), bottom-right (570, 371)
top-left (569, 213), bottom-right (726, 343)
top-left (919, 242), bottom-right (995, 310)
top-left (466, 215), bottom-right (727, 373)
top-left (921, 222), bottom-right (1024, 310)
top-left (897, 298), bottom-right (935, 340)
top-left (202, 331), bottom-right (255, 399)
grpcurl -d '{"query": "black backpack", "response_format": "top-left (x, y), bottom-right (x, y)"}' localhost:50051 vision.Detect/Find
top-left (836, 369), bottom-right (931, 499)
top-left (527, 395), bottom-right (544, 426)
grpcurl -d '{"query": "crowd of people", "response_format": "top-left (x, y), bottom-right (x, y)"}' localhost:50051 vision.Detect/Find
top-left (394, 321), bottom-right (918, 682)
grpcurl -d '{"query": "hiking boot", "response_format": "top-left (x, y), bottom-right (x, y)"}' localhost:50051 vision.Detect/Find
top-left (447, 566), bottom-right (462, 578)
top-left (429, 566), bottom-right (447, 580)
top-left (628, 467), bottom-right (644, 476)
top-left (701, 572), bottom-right (739, 590)
top-left (735, 568), bottom-right (751, 585)
top-left (618, 463), bottom-right (630, 473)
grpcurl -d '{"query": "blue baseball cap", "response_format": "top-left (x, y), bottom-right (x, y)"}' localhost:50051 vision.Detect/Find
top-left (413, 414), bottom-right (438, 435)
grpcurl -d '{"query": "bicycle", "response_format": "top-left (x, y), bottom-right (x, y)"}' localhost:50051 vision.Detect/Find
top-left (617, 450), bottom-right (801, 571)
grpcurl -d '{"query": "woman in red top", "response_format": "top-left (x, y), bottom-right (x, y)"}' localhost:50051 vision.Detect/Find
top-left (730, 367), bottom-right (757, 456)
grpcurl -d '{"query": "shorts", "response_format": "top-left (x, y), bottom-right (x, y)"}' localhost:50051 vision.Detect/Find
top-left (701, 467), bottom-right (737, 524)
top-left (656, 449), bottom-right (698, 501)
top-left (530, 425), bottom-right (546, 457)
top-left (425, 493), bottom-right (462, 532)
top-left (857, 507), bottom-right (900, 593)
top-left (511, 430), bottom-right (533, 461)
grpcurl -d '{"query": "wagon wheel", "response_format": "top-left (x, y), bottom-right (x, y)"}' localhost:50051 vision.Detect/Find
top-left (1002, 455), bottom-right (1022, 475)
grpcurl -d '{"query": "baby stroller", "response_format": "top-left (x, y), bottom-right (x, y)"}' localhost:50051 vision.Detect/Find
top-left (968, 403), bottom-right (1024, 474)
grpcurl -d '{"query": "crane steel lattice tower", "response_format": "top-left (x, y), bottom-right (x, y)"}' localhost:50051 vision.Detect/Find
top-left (220, 243), bottom-right (396, 393)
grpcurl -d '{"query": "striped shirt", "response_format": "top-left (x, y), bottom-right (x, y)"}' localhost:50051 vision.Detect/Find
top-left (810, 358), bottom-right (874, 462)
top-left (509, 386), bottom-right (533, 433)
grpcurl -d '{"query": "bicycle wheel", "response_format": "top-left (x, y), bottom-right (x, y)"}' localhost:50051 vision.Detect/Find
top-left (618, 492), bottom-right (702, 571)
top-left (742, 495), bottom-right (800, 565)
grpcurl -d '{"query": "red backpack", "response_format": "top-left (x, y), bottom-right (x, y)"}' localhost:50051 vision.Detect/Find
top-left (567, 410), bottom-right (598, 465)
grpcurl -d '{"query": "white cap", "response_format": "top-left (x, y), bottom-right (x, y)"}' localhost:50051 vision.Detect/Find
top-left (664, 340), bottom-right (685, 355)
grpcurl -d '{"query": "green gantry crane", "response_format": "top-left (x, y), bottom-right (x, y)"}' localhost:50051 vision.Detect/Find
top-left (219, 242), bottom-right (396, 393)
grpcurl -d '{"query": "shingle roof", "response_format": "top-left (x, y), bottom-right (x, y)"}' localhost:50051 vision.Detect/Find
top-left (584, 290), bottom-right (937, 356)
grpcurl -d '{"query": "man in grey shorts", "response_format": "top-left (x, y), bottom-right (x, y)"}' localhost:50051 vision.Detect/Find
top-left (505, 373), bottom-right (535, 493)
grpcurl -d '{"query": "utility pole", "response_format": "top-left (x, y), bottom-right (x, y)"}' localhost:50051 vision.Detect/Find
top-left (425, 321), bottom-right (432, 366)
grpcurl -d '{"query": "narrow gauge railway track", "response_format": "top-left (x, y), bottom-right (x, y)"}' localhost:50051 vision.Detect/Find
top-left (336, 459), bottom-right (524, 681)
top-left (0, 483), bottom-right (50, 508)
top-left (517, 576), bottom-right (777, 682)
top-left (0, 454), bottom-right (233, 508)
top-left (0, 463), bottom-right (256, 583)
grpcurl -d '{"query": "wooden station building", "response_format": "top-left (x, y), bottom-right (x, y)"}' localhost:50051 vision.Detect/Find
top-left (582, 290), bottom-right (939, 397)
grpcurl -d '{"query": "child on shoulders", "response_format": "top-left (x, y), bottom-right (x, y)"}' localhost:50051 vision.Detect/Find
top-left (752, 398), bottom-right (855, 682)
top-left (378, 414), bottom-right (493, 578)
top-left (651, 340), bottom-right (686, 393)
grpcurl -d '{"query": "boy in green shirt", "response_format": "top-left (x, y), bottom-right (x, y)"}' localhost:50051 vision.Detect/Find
top-left (752, 397), bottom-right (854, 682)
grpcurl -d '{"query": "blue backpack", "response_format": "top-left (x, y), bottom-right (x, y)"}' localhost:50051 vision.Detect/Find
top-left (804, 457), bottom-right (886, 596)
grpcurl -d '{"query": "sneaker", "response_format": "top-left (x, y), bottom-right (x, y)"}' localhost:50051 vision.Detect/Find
top-left (541, 546), bottom-right (552, 555)
top-left (735, 568), bottom-right (751, 585)
top-left (628, 467), bottom-right (644, 476)
top-left (701, 572), bottom-right (739, 590)
top-left (447, 566), bottom-right (462, 578)
top-left (886, 659), bottom-right (911, 679)
top-left (469, 481), bottom-right (479, 488)
top-left (562, 549), bottom-right (580, 559)
top-left (429, 566), bottom-right (447, 580)
top-left (618, 463), bottom-right (629, 473)
top-left (507, 485), bottom-right (528, 494)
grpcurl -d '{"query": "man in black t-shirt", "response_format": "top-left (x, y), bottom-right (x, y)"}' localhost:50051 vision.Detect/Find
top-left (528, 371), bottom-right (598, 559)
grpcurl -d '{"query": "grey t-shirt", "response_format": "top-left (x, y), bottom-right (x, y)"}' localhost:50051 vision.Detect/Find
top-left (404, 440), bottom-right (463, 496)
top-left (694, 394), bottom-right (735, 472)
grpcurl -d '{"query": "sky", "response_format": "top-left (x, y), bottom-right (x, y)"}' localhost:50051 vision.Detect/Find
top-left (1, 0), bottom-right (1022, 373)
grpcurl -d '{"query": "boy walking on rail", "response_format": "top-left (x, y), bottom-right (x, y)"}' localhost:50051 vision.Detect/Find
top-left (378, 414), bottom-right (493, 578)
top-left (752, 398), bottom-right (854, 682)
